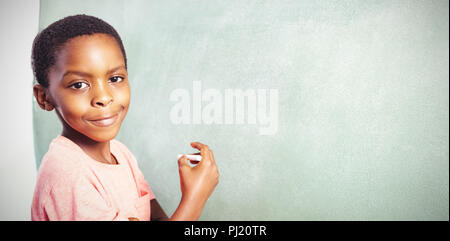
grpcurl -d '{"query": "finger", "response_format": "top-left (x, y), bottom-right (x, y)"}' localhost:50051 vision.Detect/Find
top-left (208, 148), bottom-right (216, 166)
top-left (190, 142), bottom-right (206, 151)
top-left (190, 142), bottom-right (209, 160)
top-left (177, 155), bottom-right (189, 169)
top-left (201, 146), bottom-right (214, 167)
top-left (199, 144), bottom-right (213, 162)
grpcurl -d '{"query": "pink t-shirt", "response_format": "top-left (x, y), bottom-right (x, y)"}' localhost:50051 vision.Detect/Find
top-left (31, 135), bottom-right (155, 221)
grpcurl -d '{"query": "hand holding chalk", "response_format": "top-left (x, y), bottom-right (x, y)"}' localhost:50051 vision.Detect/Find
top-left (172, 142), bottom-right (219, 220)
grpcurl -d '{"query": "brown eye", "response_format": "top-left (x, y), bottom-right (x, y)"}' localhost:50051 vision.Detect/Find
top-left (109, 76), bottom-right (124, 83)
top-left (70, 82), bottom-right (89, 90)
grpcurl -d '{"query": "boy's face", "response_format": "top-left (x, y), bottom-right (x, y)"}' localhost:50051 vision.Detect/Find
top-left (46, 33), bottom-right (130, 143)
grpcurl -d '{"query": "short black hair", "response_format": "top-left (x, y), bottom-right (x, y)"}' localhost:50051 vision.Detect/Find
top-left (31, 14), bottom-right (127, 87)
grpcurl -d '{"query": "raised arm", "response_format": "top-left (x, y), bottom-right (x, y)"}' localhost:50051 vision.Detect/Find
top-left (169, 142), bottom-right (219, 221)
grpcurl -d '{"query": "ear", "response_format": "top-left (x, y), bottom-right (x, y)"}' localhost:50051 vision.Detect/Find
top-left (33, 84), bottom-right (54, 111)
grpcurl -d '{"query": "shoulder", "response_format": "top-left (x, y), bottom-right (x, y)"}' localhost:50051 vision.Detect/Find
top-left (35, 140), bottom-right (90, 194)
top-left (111, 139), bottom-right (138, 165)
top-left (111, 139), bottom-right (132, 156)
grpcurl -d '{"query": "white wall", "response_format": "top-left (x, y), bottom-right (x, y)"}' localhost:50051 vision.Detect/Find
top-left (0, 0), bottom-right (39, 220)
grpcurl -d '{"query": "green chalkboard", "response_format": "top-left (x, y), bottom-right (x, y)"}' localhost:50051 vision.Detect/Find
top-left (33, 0), bottom-right (449, 220)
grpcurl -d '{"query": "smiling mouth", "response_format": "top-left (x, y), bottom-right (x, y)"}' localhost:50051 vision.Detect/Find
top-left (87, 113), bottom-right (120, 127)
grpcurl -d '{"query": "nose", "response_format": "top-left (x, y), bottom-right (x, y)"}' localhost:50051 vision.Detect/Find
top-left (91, 80), bottom-right (113, 108)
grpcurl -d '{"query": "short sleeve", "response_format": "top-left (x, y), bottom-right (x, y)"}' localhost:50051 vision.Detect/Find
top-left (42, 175), bottom-right (128, 221)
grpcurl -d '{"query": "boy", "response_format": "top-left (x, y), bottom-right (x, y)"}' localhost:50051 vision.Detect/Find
top-left (31, 14), bottom-right (219, 221)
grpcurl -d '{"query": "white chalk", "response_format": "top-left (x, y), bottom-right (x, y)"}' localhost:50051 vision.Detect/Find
top-left (178, 154), bottom-right (202, 162)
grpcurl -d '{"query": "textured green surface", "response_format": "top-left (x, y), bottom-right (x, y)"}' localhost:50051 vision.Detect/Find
top-left (34, 0), bottom-right (449, 220)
